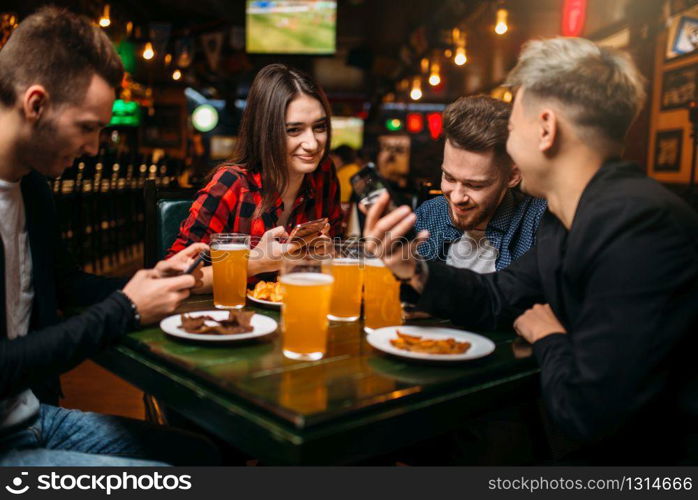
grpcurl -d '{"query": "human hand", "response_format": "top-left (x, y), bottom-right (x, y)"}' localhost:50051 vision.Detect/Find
top-left (122, 270), bottom-right (197, 325)
top-left (513, 303), bottom-right (567, 344)
top-left (249, 226), bottom-right (295, 274)
top-left (362, 191), bottom-right (429, 283)
top-left (153, 242), bottom-right (208, 287)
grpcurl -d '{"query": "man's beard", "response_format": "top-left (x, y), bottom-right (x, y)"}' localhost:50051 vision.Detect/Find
top-left (448, 203), bottom-right (491, 231)
top-left (16, 115), bottom-right (62, 176)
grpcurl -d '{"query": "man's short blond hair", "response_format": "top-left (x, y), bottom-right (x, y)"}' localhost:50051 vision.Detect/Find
top-left (505, 37), bottom-right (646, 145)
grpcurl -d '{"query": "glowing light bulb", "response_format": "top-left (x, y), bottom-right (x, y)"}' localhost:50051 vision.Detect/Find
top-left (410, 77), bottom-right (422, 100)
top-left (454, 47), bottom-right (467, 66)
top-left (142, 42), bottom-right (155, 60)
top-left (172, 69), bottom-right (182, 81)
top-left (495, 8), bottom-right (509, 35)
top-left (98, 5), bottom-right (111, 28)
top-left (428, 60), bottom-right (441, 86)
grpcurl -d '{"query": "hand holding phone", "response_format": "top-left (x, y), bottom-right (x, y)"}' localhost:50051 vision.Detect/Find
top-left (350, 165), bottom-right (417, 240)
top-left (287, 217), bottom-right (328, 243)
top-left (182, 252), bottom-right (207, 274)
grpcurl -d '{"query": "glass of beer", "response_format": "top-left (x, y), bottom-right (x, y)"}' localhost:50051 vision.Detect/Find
top-left (210, 233), bottom-right (250, 309)
top-left (326, 241), bottom-right (364, 322)
top-left (279, 255), bottom-right (334, 361)
top-left (363, 258), bottom-right (403, 333)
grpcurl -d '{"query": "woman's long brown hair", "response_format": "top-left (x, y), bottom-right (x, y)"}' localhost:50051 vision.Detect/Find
top-left (219, 64), bottom-right (332, 214)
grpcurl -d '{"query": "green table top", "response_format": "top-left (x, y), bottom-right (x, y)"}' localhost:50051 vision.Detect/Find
top-left (95, 295), bottom-right (540, 464)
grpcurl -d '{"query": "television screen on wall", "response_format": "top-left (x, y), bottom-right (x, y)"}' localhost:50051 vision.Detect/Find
top-left (246, 1), bottom-right (337, 54)
top-left (331, 117), bottom-right (364, 150)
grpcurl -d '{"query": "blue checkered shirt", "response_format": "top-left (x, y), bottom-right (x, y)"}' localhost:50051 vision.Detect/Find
top-left (415, 190), bottom-right (548, 271)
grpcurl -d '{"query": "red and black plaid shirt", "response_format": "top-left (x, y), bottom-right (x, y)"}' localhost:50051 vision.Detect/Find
top-left (167, 158), bottom-right (342, 258)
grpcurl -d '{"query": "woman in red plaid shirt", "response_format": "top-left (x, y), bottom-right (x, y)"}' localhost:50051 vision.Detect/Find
top-left (168, 64), bottom-right (342, 285)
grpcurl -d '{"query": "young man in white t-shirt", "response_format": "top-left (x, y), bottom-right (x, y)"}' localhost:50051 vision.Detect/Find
top-left (0, 7), bottom-right (217, 466)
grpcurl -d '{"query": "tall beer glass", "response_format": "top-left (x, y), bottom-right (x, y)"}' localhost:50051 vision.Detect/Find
top-left (210, 233), bottom-right (250, 309)
top-left (326, 241), bottom-right (364, 322)
top-left (363, 258), bottom-right (403, 333)
top-left (280, 255), bottom-right (334, 360)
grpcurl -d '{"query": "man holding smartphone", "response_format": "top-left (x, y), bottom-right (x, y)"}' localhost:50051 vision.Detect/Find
top-left (415, 95), bottom-right (547, 272)
top-left (0, 7), bottom-right (217, 465)
top-left (364, 38), bottom-right (698, 464)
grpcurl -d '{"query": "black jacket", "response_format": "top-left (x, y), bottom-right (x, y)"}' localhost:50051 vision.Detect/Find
top-left (0, 171), bottom-right (133, 404)
top-left (417, 160), bottom-right (698, 463)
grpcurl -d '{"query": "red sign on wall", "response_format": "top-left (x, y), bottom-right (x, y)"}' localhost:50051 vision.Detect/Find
top-left (561, 0), bottom-right (587, 37)
top-left (406, 113), bottom-right (424, 134)
top-left (427, 113), bottom-right (443, 140)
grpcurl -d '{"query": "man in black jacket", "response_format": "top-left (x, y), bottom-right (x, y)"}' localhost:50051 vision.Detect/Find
top-left (364, 37), bottom-right (698, 464)
top-left (0, 8), bottom-right (217, 465)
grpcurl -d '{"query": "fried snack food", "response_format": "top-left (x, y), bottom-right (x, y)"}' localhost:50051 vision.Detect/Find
top-left (249, 281), bottom-right (282, 302)
top-left (389, 330), bottom-right (471, 355)
top-left (180, 310), bottom-right (255, 335)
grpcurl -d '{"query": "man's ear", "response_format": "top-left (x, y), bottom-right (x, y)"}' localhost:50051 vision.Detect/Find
top-left (507, 164), bottom-right (522, 188)
top-left (538, 108), bottom-right (558, 154)
top-left (22, 85), bottom-right (49, 123)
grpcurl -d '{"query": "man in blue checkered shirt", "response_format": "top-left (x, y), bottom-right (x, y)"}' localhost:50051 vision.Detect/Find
top-left (415, 96), bottom-right (547, 272)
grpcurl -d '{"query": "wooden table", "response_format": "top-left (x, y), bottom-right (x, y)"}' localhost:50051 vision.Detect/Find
top-left (94, 295), bottom-right (540, 464)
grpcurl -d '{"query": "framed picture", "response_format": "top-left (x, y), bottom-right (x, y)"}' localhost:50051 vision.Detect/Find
top-left (661, 64), bottom-right (698, 110)
top-left (654, 130), bottom-right (684, 172)
top-left (666, 5), bottom-right (698, 59)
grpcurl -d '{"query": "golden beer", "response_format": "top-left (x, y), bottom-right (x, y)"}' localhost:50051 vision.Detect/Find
top-left (280, 272), bottom-right (334, 360)
top-left (211, 236), bottom-right (250, 309)
top-left (363, 258), bottom-right (402, 332)
top-left (327, 258), bottom-right (363, 321)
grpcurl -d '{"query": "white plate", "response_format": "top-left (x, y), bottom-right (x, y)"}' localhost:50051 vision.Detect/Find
top-left (246, 294), bottom-right (282, 308)
top-left (160, 310), bottom-right (278, 342)
top-left (366, 325), bottom-right (495, 361)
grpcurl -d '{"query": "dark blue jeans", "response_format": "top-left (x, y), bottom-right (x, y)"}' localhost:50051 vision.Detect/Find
top-left (0, 405), bottom-right (220, 466)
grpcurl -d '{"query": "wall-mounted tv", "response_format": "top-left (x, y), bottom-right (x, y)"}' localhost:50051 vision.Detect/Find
top-left (331, 117), bottom-right (364, 150)
top-left (246, 1), bottom-right (337, 54)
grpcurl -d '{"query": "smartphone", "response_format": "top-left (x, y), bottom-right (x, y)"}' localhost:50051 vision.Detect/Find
top-left (287, 217), bottom-right (328, 242)
top-left (350, 164), bottom-right (417, 240)
top-left (182, 252), bottom-right (207, 274)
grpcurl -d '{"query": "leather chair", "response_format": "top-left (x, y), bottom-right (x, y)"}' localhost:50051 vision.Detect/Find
top-left (143, 179), bottom-right (197, 267)
top-left (142, 179), bottom-right (197, 424)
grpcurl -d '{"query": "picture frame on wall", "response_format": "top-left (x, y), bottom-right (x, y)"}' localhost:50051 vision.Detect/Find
top-left (666, 5), bottom-right (698, 59)
top-left (654, 129), bottom-right (684, 172)
top-left (661, 64), bottom-right (698, 110)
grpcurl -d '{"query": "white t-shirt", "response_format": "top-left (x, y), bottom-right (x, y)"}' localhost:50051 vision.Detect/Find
top-left (445, 230), bottom-right (497, 274)
top-left (0, 178), bottom-right (39, 429)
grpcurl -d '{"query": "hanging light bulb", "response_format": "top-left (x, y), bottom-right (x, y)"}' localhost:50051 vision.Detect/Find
top-left (452, 27), bottom-right (467, 65)
top-left (172, 69), bottom-right (182, 81)
top-left (428, 60), bottom-right (441, 86)
top-left (164, 53), bottom-right (173, 66)
top-left (495, 7), bottom-right (509, 35)
top-left (454, 46), bottom-right (467, 66)
top-left (420, 57), bottom-right (429, 75)
top-left (410, 77), bottom-right (422, 101)
top-left (99, 4), bottom-right (111, 28)
top-left (142, 41), bottom-right (155, 60)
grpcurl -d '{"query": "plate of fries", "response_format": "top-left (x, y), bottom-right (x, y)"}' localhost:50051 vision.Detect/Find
top-left (247, 281), bottom-right (282, 307)
top-left (366, 326), bottom-right (495, 361)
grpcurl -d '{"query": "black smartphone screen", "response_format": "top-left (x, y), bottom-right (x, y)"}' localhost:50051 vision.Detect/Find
top-left (350, 166), bottom-right (417, 240)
